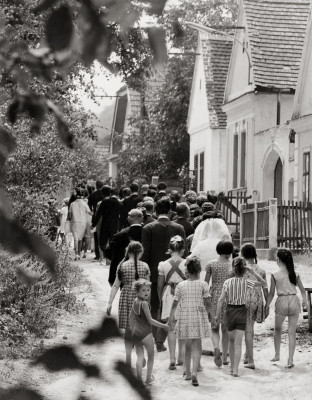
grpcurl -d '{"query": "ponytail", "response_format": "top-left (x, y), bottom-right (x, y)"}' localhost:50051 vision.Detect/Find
top-left (241, 243), bottom-right (257, 264)
top-left (277, 249), bottom-right (297, 285)
top-left (123, 241), bottom-right (143, 282)
top-left (117, 256), bottom-right (127, 281)
top-left (134, 251), bottom-right (139, 280)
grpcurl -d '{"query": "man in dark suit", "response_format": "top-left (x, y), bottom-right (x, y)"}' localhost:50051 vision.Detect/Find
top-left (92, 186), bottom-right (122, 257)
top-left (87, 180), bottom-right (104, 260)
top-left (119, 182), bottom-right (142, 229)
top-left (141, 197), bottom-right (185, 351)
top-left (107, 209), bottom-right (143, 286)
top-left (175, 202), bottom-right (194, 238)
top-left (141, 200), bottom-right (155, 225)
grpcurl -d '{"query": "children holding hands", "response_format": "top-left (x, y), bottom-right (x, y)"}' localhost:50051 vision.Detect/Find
top-left (169, 255), bottom-right (217, 386)
top-left (130, 279), bottom-right (171, 385)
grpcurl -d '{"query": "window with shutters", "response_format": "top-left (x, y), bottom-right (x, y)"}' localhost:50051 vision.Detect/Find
top-left (233, 133), bottom-right (238, 188)
top-left (199, 152), bottom-right (204, 191)
top-left (303, 151), bottom-right (310, 202)
top-left (240, 129), bottom-right (246, 187)
top-left (194, 154), bottom-right (198, 192)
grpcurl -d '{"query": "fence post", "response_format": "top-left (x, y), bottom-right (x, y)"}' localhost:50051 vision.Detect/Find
top-left (269, 198), bottom-right (278, 250)
top-left (254, 202), bottom-right (258, 247)
top-left (240, 203), bottom-right (246, 248)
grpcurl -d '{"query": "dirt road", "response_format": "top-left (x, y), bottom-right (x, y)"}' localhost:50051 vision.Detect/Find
top-left (1, 256), bottom-right (312, 400)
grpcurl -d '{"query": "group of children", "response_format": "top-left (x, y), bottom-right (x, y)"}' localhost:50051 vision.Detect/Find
top-left (107, 238), bottom-right (308, 386)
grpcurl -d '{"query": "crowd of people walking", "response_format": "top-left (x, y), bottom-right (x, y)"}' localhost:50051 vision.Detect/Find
top-left (59, 180), bottom-right (308, 387)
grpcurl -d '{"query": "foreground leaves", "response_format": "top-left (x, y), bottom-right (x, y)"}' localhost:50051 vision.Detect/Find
top-left (115, 361), bottom-right (152, 400)
top-left (0, 212), bottom-right (56, 275)
top-left (82, 317), bottom-right (121, 345)
top-left (31, 345), bottom-right (100, 377)
top-left (0, 387), bottom-right (44, 400)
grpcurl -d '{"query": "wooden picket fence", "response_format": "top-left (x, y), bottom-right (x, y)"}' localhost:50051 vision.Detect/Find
top-left (241, 200), bottom-right (312, 250)
top-left (215, 189), bottom-right (251, 233)
top-left (241, 201), bottom-right (270, 249)
top-left (277, 201), bottom-right (312, 249)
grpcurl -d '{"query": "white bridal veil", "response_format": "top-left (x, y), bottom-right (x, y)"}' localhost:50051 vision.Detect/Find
top-left (190, 218), bottom-right (232, 267)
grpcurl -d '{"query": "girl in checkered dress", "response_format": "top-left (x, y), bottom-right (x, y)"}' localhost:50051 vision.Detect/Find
top-left (107, 241), bottom-right (150, 366)
top-left (168, 255), bottom-right (217, 387)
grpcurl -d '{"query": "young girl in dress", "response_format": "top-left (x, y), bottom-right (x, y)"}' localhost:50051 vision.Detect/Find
top-left (265, 249), bottom-right (308, 368)
top-left (130, 279), bottom-right (170, 385)
top-left (217, 257), bottom-right (267, 377)
top-left (106, 242), bottom-right (150, 366)
top-left (157, 235), bottom-right (186, 370)
top-left (205, 240), bottom-right (234, 367)
top-left (241, 243), bottom-right (268, 369)
top-left (169, 255), bottom-right (216, 386)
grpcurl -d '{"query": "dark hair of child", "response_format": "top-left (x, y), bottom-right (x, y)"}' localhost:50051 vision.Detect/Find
top-left (277, 248), bottom-right (297, 286)
top-left (232, 247), bottom-right (240, 259)
top-left (216, 240), bottom-right (234, 256)
top-left (118, 241), bottom-right (143, 281)
top-left (185, 255), bottom-right (201, 275)
top-left (241, 243), bottom-right (258, 264)
top-left (232, 257), bottom-right (246, 277)
top-left (169, 235), bottom-right (185, 253)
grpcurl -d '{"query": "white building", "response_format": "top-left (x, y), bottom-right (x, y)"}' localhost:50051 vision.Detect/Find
top-left (291, 2), bottom-right (312, 202)
top-left (187, 32), bottom-right (232, 194)
top-left (222, 0), bottom-right (310, 202)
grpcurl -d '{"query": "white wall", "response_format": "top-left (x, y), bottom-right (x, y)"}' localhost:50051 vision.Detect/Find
top-left (291, 117), bottom-right (312, 201)
top-left (225, 8), bottom-right (254, 102)
top-left (255, 93), bottom-right (294, 133)
top-left (188, 38), bottom-right (210, 134)
top-left (254, 126), bottom-right (293, 201)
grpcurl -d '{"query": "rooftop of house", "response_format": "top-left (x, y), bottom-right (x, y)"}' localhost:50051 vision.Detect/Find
top-left (128, 71), bottom-right (167, 119)
top-left (244, 0), bottom-right (310, 90)
top-left (201, 36), bottom-right (233, 128)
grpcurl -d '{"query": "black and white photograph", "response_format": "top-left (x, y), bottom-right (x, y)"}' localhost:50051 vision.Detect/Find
top-left (0, 0), bottom-right (311, 399)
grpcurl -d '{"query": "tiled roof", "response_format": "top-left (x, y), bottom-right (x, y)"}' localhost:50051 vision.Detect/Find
top-left (244, 0), bottom-right (310, 90)
top-left (128, 70), bottom-right (167, 119)
top-left (201, 36), bottom-right (233, 128)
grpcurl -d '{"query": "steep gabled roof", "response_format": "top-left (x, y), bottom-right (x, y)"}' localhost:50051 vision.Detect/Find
top-left (292, 2), bottom-right (312, 119)
top-left (201, 35), bottom-right (233, 128)
top-left (244, 0), bottom-right (310, 90)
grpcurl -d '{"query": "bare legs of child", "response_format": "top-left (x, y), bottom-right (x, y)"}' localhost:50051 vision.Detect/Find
top-left (125, 329), bottom-right (133, 366)
top-left (184, 339), bottom-right (201, 386)
top-left (244, 320), bottom-right (256, 369)
top-left (228, 329), bottom-right (244, 377)
top-left (134, 333), bottom-right (155, 385)
top-left (168, 332), bottom-right (185, 369)
top-left (212, 323), bottom-right (229, 366)
top-left (271, 314), bottom-right (298, 367)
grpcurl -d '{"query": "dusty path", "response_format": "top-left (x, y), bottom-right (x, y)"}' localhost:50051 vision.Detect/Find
top-left (1, 256), bottom-right (312, 400)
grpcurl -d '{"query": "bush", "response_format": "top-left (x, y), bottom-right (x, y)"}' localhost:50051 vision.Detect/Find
top-left (0, 245), bottom-right (87, 359)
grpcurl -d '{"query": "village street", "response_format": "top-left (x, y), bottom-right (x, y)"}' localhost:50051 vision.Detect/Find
top-left (2, 254), bottom-right (312, 400)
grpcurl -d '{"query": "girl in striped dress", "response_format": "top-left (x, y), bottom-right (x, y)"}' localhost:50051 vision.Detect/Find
top-left (106, 241), bottom-right (150, 366)
top-left (217, 257), bottom-right (266, 377)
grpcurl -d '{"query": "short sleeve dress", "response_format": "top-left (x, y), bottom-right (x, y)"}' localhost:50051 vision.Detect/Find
top-left (117, 260), bottom-right (150, 330)
top-left (174, 280), bottom-right (210, 339)
top-left (206, 259), bottom-right (233, 324)
top-left (244, 264), bottom-right (268, 322)
top-left (158, 257), bottom-right (186, 320)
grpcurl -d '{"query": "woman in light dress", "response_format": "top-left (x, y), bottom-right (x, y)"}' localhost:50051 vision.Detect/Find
top-left (157, 235), bottom-right (186, 370)
top-left (68, 188), bottom-right (92, 260)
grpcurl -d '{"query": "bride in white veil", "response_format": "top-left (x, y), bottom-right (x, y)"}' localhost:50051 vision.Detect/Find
top-left (190, 210), bottom-right (232, 267)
